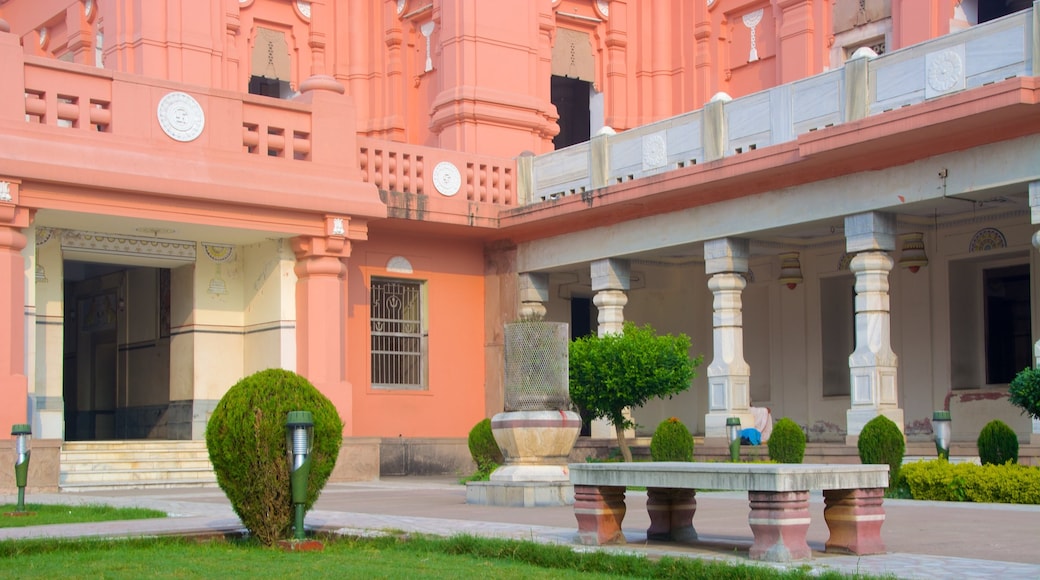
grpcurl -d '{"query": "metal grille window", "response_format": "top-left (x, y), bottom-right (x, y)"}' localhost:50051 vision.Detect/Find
top-left (371, 278), bottom-right (427, 389)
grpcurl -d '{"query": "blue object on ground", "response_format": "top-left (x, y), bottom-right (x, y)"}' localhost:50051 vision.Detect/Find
top-left (740, 428), bottom-right (762, 446)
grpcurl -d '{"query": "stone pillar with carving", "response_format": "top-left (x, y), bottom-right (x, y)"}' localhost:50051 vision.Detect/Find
top-left (1028, 182), bottom-right (1040, 443)
top-left (704, 238), bottom-right (755, 439)
top-left (0, 180), bottom-right (29, 435)
top-left (292, 217), bottom-right (352, 434)
top-left (592, 259), bottom-right (629, 337)
top-left (518, 272), bottom-right (549, 320)
top-left (845, 212), bottom-right (903, 441)
top-left (590, 258), bottom-right (630, 438)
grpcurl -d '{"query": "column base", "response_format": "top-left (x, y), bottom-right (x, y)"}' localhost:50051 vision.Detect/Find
top-left (846, 408), bottom-right (904, 444)
top-left (705, 412), bottom-right (755, 439)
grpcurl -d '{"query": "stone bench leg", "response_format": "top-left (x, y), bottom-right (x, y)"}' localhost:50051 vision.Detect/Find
top-left (574, 485), bottom-right (626, 545)
top-left (646, 487), bottom-right (697, 542)
top-left (748, 490), bottom-right (812, 562)
top-left (823, 488), bottom-right (886, 555)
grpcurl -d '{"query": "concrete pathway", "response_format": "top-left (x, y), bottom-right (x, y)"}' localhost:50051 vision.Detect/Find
top-left (2, 477), bottom-right (1038, 579)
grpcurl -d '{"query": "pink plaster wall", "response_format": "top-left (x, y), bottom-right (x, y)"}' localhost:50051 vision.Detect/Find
top-left (348, 232), bottom-right (486, 438)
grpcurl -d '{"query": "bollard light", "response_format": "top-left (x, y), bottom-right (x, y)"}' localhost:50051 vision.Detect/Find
top-left (932, 410), bottom-right (951, 461)
top-left (11, 424), bottom-right (31, 513)
top-left (726, 417), bottom-right (742, 463)
top-left (286, 411), bottom-right (314, 541)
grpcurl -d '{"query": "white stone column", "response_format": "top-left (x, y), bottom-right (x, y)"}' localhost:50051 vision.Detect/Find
top-left (845, 213), bottom-right (903, 441)
top-left (704, 238), bottom-right (754, 439)
top-left (590, 258), bottom-right (630, 438)
top-left (592, 259), bottom-right (629, 336)
top-left (518, 272), bottom-right (549, 320)
top-left (1029, 181), bottom-right (1040, 443)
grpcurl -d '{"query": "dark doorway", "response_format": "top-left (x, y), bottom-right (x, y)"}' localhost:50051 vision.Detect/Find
top-left (551, 75), bottom-right (591, 149)
top-left (64, 263), bottom-right (172, 440)
top-left (979, 0), bottom-right (1032, 23)
top-left (248, 75), bottom-right (291, 98)
top-left (570, 296), bottom-right (594, 339)
top-left (984, 264), bottom-right (1031, 384)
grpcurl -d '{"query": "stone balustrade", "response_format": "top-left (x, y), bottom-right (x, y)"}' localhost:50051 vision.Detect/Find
top-left (523, 8), bottom-right (1037, 204)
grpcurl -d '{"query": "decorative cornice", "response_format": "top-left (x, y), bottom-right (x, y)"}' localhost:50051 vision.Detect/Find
top-left (61, 230), bottom-right (196, 261)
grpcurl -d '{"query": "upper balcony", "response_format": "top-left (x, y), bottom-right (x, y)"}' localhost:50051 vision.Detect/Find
top-left (513, 7), bottom-right (1039, 218)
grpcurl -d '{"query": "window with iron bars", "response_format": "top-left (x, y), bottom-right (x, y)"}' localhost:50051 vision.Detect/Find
top-left (370, 278), bottom-right (427, 389)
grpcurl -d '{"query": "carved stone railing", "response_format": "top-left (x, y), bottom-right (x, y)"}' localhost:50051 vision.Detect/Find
top-left (14, 53), bottom-right (517, 208)
top-left (358, 137), bottom-right (516, 206)
top-left (522, 6), bottom-right (1038, 204)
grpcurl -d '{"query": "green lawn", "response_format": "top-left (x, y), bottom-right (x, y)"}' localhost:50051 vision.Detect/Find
top-left (0, 533), bottom-right (894, 580)
top-left (0, 504), bottom-right (166, 528)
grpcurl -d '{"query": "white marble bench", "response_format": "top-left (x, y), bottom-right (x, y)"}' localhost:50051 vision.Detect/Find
top-left (569, 462), bottom-right (889, 562)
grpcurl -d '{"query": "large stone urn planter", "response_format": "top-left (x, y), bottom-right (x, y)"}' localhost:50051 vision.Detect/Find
top-left (466, 320), bottom-right (580, 506)
top-left (490, 409), bottom-right (581, 482)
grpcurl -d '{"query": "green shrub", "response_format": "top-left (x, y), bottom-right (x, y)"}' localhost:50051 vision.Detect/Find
top-left (650, 417), bottom-right (694, 461)
top-left (901, 459), bottom-right (1040, 504)
top-left (857, 415), bottom-right (905, 485)
top-left (1009, 367), bottom-right (1040, 421)
top-left (465, 418), bottom-right (503, 481)
top-left (206, 369), bottom-right (343, 545)
top-left (767, 418), bottom-right (806, 463)
top-left (977, 419), bottom-right (1019, 466)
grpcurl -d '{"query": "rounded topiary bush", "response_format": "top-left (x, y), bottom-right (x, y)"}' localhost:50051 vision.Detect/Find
top-left (650, 417), bottom-right (694, 462)
top-left (206, 369), bottom-right (343, 545)
top-left (977, 419), bottom-right (1019, 466)
top-left (467, 418), bottom-right (504, 477)
top-left (1009, 367), bottom-right (1040, 422)
top-left (767, 417), bottom-right (806, 463)
top-left (857, 415), bottom-right (905, 485)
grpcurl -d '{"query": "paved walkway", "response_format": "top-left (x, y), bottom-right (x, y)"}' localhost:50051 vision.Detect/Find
top-left (2, 477), bottom-right (1038, 579)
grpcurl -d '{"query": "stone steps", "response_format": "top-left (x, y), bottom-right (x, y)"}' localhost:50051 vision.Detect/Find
top-left (60, 440), bottom-right (218, 491)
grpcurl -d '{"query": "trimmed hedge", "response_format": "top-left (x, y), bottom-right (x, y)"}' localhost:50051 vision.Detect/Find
top-left (977, 419), bottom-right (1019, 466)
top-left (857, 415), bottom-right (905, 485)
top-left (206, 369), bottom-right (343, 545)
top-left (650, 417), bottom-right (694, 462)
top-left (900, 459), bottom-right (1040, 504)
top-left (466, 418), bottom-right (503, 480)
top-left (767, 418), bottom-right (806, 464)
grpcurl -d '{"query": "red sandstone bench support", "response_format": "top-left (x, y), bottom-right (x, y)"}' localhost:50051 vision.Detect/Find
top-left (748, 490), bottom-right (812, 561)
top-left (823, 487), bottom-right (886, 555)
top-left (574, 485), bottom-right (626, 545)
top-left (646, 488), bottom-right (697, 541)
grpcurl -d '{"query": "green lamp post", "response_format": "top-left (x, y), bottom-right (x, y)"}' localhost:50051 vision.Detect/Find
top-left (932, 410), bottom-right (951, 460)
top-left (726, 417), bottom-right (742, 462)
top-left (11, 424), bottom-right (31, 513)
top-left (286, 411), bottom-right (314, 541)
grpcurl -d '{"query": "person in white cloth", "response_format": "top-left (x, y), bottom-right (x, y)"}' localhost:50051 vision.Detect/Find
top-left (749, 404), bottom-right (773, 442)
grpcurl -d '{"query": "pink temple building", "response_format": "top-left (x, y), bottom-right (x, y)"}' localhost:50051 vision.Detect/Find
top-left (1, 0), bottom-right (1038, 489)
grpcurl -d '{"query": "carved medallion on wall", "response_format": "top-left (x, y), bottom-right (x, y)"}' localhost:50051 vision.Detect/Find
top-left (433, 162), bottom-right (462, 196)
top-left (969, 227), bottom-right (1007, 252)
top-left (157, 92), bottom-right (205, 142)
top-left (642, 132), bottom-right (667, 171)
top-left (925, 47), bottom-right (965, 99)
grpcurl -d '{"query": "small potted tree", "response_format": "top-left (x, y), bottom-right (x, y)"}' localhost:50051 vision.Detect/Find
top-left (1009, 367), bottom-right (1040, 442)
top-left (569, 322), bottom-right (701, 462)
